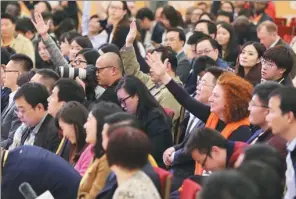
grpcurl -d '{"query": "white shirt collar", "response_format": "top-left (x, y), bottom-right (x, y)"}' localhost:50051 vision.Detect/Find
top-left (8, 90), bottom-right (17, 106)
top-left (287, 137), bottom-right (296, 152)
top-left (269, 36), bottom-right (280, 48)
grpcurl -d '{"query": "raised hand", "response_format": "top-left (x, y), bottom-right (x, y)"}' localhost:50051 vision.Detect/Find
top-left (126, 20), bottom-right (137, 47)
top-left (31, 11), bottom-right (50, 37)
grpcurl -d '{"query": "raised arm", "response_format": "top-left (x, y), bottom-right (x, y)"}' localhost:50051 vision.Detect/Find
top-left (146, 53), bottom-right (211, 123)
top-left (120, 20), bottom-right (151, 84)
top-left (32, 11), bottom-right (70, 69)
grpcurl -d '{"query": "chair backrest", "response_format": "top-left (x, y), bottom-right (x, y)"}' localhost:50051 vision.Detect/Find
top-left (180, 179), bottom-right (202, 199)
top-left (153, 167), bottom-right (172, 199)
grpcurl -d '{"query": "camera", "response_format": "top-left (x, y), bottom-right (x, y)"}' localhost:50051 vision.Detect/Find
top-left (57, 65), bottom-right (96, 80)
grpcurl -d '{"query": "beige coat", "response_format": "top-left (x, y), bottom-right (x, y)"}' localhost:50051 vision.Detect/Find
top-left (120, 46), bottom-right (182, 122)
top-left (77, 155), bottom-right (111, 199)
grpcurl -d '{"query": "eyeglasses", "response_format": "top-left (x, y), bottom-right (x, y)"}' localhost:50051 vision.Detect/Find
top-left (196, 49), bottom-right (214, 56)
top-left (109, 5), bottom-right (124, 11)
top-left (201, 149), bottom-right (210, 168)
top-left (96, 66), bottom-right (113, 73)
top-left (118, 95), bottom-right (131, 107)
top-left (4, 69), bottom-right (19, 73)
top-left (14, 107), bottom-right (34, 116)
top-left (248, 100), bottom-right (268, 108)
top-left (73, 59), bottom-right (87, 66)
top-left (260, 58), bottom-right (275, 68)
top-left (196, 76), bottom-right (215, 88)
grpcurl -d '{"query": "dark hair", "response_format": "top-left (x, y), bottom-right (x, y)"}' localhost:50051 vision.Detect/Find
top-left (10, 53), bottom-right (33, 71)
top-left (167, 28), bottom-right (186, 45)
top-left (56, 101), bottom-right (88, 164)
top-left (161, 5), bottom-right (184, 28)
top-left (185, 127), bottom-right (228, 155)
top-left (52, 10), bottom-right (67, 27)
top-left (221, 1), bottom-right (235, 13)
top-left (192, 56), bottom-right (218, 76)
top-left (55, 18), bottom-right (78, 41)
top-left (41, 11), bottom-right (53, 22)
top-left (104, 112), bottom-right (143, 136)
top-left (253, 81), bottom-right (283, 106)
top-left (116, 76), bottom-right (168, 122)
top-left (236, 41), bottom-right (266, 85)
top-left (5, 2), bottom-right (21, 17)
top-left (242, 144), bottom-right (285, 181)
top-left (238, 161), bottom-right (283, 199)
top-left (71, 36), bottom-right (93, 49)
top-left (60, 31), bottom-right (82, 44)
top-left (217, 22), bottom-right (239, 60)
top-left (120, 1), bottom-right (131, 18)
top-left (1, 13), bottom-right (16, 24)
top-left (151, 46), bottom-right (178, 73)
top-left (36, 1), bottom-right (52, 13)
top-left (1, 47), bottom-right (12, 65)
top-left (197, 37), bottom-right (220, 51)
top-left (106, 126), bottom-right (150, 170)
top-left (195, 20), bottom-right (217, 37)
top-left (262, 45), bottom-right (295, 77)
top-left (199, 12), bottom-right (216, 22)
top-left (269, 86), bottom-right (296, 118)
top-left (217, 10), bottom-right (234, 23)
top-left (15, 17), bottom-right (36, 34)
top-left (54, 78), bottom-right (85, 103)
top-left (187, 31), bottom-right (209, 45)
top-left (238, 8), bottom-right (254, 18)
top-left (136, 7), bottom-right (155, 21)
top-left (35, 69), bottom-right (60, 91)
top-left (76, 48), bottom-right (99, 66)
top-left (200, 170), bottom-right (259, 199)
top-left (91, 102), bottom-right (123, 158)
top-left (205, 67), bottom-right (226, 81)
top-left (17, 70), bottom-right (36, 87)
top-left (14, 82), bottom-right (49, 110)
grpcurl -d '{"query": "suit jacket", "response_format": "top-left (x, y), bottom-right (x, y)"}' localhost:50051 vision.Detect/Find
top-left (94, 79), bottom-right (121, 107)
top-left (33, 114), bottom-right (61, 152)
top-left (141, 22), bottom-right (165, 45)
top-left (1, 87), bottom-right (11, 112)
top-left (1, 102), bottom-right (21, 149)
top-left (176, 51), bottom-right (191, 84)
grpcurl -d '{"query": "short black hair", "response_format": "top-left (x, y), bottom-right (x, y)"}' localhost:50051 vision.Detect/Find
top-left (262, 45), bottom-right (295, 77)
top-left (238, 8), bottom-right (254, 18)
top-left (192, 56), bottom-right (218, 76)
top-left (106, 126), bottom-right (150, 170)
top-left (151, 46), bottom-right (178, 73)
top-left (167, 28), bottom-right (186, 45)
top-left (5, 2), bottom-right (21, 17)
top-left (185, 127), bottom-right (228, 155)
top-left (253, 81), bottom-right (283, 106)
top-left (217, 10), bottom-right (234, 23)
top-left (10, 53), bottom-right (33, 71)
top-left (71, 36), bottom-right (93, 49)
top-left (197, 37), bottom-right (220, 50)
top-left (36, 69), bottom-right (60, 91)
top-left (60, 31), bottom-right (82, 44)
top-left (200, 170), bottom-right (259, 199)
top-left (199, 12), bottom-right (216, 22)
top-left (187, 31), bottom-right (209, 45)
top-left (269, 86), bottom-right (296, 118)
top-left (14, 82), bottom-right (49, 110)
top-left (15, 17), bottom-right (36, 34)
top-left (242, 144), bottom-right (285, 181)
top-left (1, 47), bottom-right (12, 65)
top-left (1, 13), bottom-right (17, 24)
top-left (136, 7), bottom-right (155, 21)
top-left (238, 161), bottom-right (283, 199)
top-left (17, 70), bottom-right (36, 87)
top-left (54, 78), bottom-right (85, 103)
top-left (195, 19), bottom-right (217, 37)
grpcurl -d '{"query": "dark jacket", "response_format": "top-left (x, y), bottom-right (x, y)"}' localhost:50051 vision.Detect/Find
top-left (141, 22), bottom-right (165, 45)
top-left (256, 13), bottom-right (273, 26)
top-left (141, 109), bottom-right (173, 168)
top-left (33, 114), bottom-right (61, 153)
top-left (176, 51), bottom-right (191, 83)
top-left (96, 163), bottom-right (161, 199)
top-left (1, 145), bottom-right (81, 199)
top-left (94, 79), bottom-right (121, 106)
top-left (1, 87), bottom-right (11, 112)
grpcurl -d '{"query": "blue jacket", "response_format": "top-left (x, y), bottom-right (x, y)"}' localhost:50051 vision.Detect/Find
top-left (1, 146), bottom-right (81, 199)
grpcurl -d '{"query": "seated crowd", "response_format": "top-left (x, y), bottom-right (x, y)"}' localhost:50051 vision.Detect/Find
top-left (1, 1), bottom-right (296, 199)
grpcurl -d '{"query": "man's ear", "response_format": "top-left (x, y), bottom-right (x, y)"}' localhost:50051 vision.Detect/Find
top-left (278, 68), bottom-right (286, 76)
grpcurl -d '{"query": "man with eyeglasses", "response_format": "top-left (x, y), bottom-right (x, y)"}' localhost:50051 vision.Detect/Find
top-left (1, 53), bottom-right (33, 149)
top-left (195, 37), bottom-right (229, 69)
top-left (94, 52), bottom-right (123, 106)
top-left (261, 45), bottom-right (294, 85)
top-left (247, 81), bottom-right (286, 157)
top-left (164, 28), bottom-right (191, 83)
top-left (185, 127), bottom-right (248, 178)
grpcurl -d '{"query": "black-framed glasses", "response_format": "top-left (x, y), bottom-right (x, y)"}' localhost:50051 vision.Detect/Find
top-left (73, 59), bottom-right (87, 66)
top-left (260, 58), bottom-right (275, 68)
top-left (201, 149), bottom-right (210, 168)
top-left (248, 100), bottom-right (268, 108)
top-left (119, 95), bottom-right (131, 107)
top-left (4, 69), bottom-right (19, 73)
top-left (96, 66), bottom-right (113, 73)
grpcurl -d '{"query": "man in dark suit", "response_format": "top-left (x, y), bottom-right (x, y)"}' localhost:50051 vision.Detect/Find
top-left (1, 145), bottom-right (81, 199)
top-left (136, 7), bottom-right (165, 51)
top-left (164, 28), bottom-right (191, 83)
top-left (9, 82), bottom-right (61, 152)
top-left (1, 53), bottom-right (33, 148)
top-left (253, 1), bottom-right (273, 26)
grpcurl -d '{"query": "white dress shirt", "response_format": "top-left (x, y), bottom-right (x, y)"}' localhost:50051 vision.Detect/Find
top-left (284, 138), bottom-right (296, 199)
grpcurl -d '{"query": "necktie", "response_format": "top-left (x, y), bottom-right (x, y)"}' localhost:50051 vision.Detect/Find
top-left (20, 127), bottom-right (34, 145)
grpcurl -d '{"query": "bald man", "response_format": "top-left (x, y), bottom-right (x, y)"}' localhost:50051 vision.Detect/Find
top-left (94, 52), bottom-right (123, 105)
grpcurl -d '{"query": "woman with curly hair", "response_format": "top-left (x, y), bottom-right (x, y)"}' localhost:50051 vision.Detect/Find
top-left (147, 53), bottom-right (253, 174)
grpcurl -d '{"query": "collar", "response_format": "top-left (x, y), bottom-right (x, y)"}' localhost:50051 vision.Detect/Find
top-left (149, 21), bottom-right (157, 33)
top-left (225, 141), bottom-right (235, 167)
top-left (287, 138), bottom-right (296, 152)
top-left (9, 90), bottom-right (17, 99)
top-left (269, 36), bottom-right (280, 49)
top-left (30, 113), bottom-right (48, 134)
